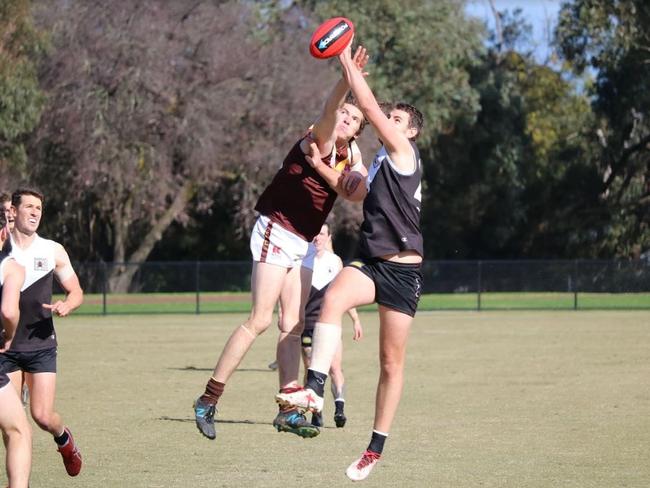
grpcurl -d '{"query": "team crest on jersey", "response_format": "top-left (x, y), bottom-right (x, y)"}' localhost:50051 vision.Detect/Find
top-left (34, 257), bottom-right (48, 271)
top-left (272, 245), bottom-right (281, 255)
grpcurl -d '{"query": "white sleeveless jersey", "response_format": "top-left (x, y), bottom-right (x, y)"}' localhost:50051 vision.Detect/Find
top-left (304, 250), bottom-right (343, 329)
top-left (8, 234), bottom-right (58, 351)
top-left (0, 253), bottom-right (12, 286)
top-left (311, 250), bottom-right (342, 291)
top-left (10, 234), bottom-right (56, 291)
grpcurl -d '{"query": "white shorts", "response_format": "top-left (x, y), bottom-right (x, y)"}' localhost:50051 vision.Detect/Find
top-left (250, 215), bottom-right (316, 270)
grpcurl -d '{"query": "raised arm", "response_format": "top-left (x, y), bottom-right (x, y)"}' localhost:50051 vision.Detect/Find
top-left (338, 45), bottom-right (414, 171)
top-left (310, 78), bottom-right (351, 154)
top-left (310, 46), bottom-right (370, 154)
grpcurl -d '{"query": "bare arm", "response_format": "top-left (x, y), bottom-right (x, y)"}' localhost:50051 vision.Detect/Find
top-left (338, 45), bottom-right (414, 171)
top-left (304, 139), bottom-right (367, 201)
top-left (310, 47), bottom-right (370, 154)
top-left (310, 78), bottom-right (350, 154)
top-left (43, 243), bottom-right (83, 317)
top-left (347, 306), bottom-right (363, 341)
top-left (0, 260), bottom-right (24, 351)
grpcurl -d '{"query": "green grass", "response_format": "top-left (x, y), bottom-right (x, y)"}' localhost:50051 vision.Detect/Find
top-left (62, 291), bottom-right (650, 314)
top-left (8, 310), bottom-right (650, 487)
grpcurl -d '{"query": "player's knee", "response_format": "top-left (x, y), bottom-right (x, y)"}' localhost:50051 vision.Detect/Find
top-left (279, 317), bottom-right (304, 337)
top-left (30, 408), bottom-right (54, 430)
top-left (321, 292), bottom-right (347, 317)
top-left (379, 356), bottom-right (404, 379)
top-left (244, 315), bottom-right (273, 336)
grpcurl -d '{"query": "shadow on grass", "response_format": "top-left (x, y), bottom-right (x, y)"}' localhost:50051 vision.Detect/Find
top-left (170, 366), bottom-right (273, 373)
top-left (159, 416), bottom-right (335, 430)
top-left (158, 416), bottom-right (264, 425)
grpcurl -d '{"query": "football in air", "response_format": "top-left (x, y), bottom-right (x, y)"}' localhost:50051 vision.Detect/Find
top-left (309, 17), bottom-right (354, 59)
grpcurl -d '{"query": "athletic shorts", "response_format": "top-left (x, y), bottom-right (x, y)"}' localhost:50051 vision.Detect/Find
top-left (347, 257), bottom-right (422, 317)
top-left (0, 347), bottom-right (58, 374)
top-left (0, 372), bottom-right (8, 389)
top-left (250, 215), bottom-right (316, 270)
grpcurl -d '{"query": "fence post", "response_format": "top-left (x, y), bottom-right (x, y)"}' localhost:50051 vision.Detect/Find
top-left (477, 261), bottom-right (482, 311)
top-left (573, 259), bottom-right (578, 310)
top-left (102, 261), bottom-right (107, 316)
top-left (195, 261), bottom-right (201, 315)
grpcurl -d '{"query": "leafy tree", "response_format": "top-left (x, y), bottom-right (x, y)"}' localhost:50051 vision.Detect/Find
top-left (0, 0), bottom-right (45, 182)
top-left (300, 0), bottom-right (484, 145)
top-left (429, 7), bottom-right (597, 259)
top-left (30, 0), bottom-right (337, 289)
top-left (556, 0), bottom-right (650, 257)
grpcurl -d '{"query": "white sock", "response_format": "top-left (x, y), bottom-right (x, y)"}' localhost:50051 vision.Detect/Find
top-left (310, 322), bottom-right (342, 375)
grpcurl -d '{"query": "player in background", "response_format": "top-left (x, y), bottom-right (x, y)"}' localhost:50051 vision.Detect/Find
top-left (1, 192), bottom-right (14, 232)
top-left (276, 41), bottom-right (425, 481)
top-left (0, 188), bottom-right (84, 477)
top-left (1, 191), bottom-right (29, 408)
top-left (192, 48), bottom-right (369, 440)
top-left (0, 207), bottom-right (31, 488)
top-left (301, 222), bottom-right (362, 428)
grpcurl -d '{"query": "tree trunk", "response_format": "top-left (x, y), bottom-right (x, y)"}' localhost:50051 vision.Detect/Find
top-left (108, 181), bottom-right (194, 292)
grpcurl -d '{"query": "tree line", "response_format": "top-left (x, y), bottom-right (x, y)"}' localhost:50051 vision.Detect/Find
top-left (1, 0), bottom-right (648, 289)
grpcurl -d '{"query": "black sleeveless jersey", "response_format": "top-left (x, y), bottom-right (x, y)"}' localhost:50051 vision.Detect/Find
top-left (359, 142), bottom-right (423, 258)
top-left (9, 234), bottom-right (57, 352)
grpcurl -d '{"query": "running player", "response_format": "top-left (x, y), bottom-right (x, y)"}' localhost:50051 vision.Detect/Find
top-left (276, 42), bottom-right (424, 481)
top-left (301, 222), bottom-right (362, 428)
top-left (192, 48), bottom-right (369, 440)
top-left (0, 208), bottom-right (31, 488)
top-left (0, 188), bottom-right (84, 477)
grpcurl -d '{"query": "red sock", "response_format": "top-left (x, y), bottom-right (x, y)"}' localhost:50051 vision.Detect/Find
top-left (199, 378), bottom-right (225, 405)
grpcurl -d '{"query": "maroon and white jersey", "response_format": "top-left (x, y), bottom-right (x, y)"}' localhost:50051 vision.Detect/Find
top-left (255, 137), bottom-right (362, 242)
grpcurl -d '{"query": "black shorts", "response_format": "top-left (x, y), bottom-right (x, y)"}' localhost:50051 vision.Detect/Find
top-left (301, 327), bottom-right (314, 348)
top-left (0, 372), bottom-right (9, 389)
top-left (0, 347), bottom-right (58, 374)
top-left (347, 257), bottom-right (422, 317)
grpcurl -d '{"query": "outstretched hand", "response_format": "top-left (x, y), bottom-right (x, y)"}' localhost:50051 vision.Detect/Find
top-left (339, 38), bottom-right (370, 77)
top-left (352, 46), bottom-right (369, 76)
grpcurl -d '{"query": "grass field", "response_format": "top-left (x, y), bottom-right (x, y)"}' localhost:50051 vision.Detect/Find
top-left (4, 310), bottom-right (650, 487)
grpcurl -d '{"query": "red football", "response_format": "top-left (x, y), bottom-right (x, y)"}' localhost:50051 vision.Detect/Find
top-left (309, 17), bottom-right (354, 59)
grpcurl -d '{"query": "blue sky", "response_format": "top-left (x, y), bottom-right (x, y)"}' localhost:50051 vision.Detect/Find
top-left (465, 0), bottom-right (562, 61)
